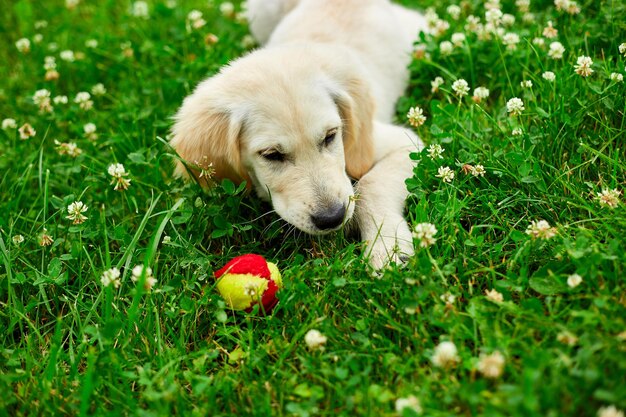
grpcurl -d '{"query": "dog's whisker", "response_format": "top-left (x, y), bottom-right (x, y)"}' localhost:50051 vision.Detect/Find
top-left (243, 209), bottom-right (278, 225)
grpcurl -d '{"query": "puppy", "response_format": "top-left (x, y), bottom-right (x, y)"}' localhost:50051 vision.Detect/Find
top-left (171, 0), bottom-right (426, 269)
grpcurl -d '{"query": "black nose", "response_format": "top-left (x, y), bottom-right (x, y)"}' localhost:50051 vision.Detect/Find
top-left (311, 204), bottom-right (346, 231)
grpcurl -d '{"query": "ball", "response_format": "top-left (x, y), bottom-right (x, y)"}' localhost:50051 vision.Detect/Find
top-left (214, 254), bottom-right (283, 312)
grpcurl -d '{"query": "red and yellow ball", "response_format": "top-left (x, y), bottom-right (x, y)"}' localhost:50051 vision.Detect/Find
top-left (214, 254), bottom-right (283, 312)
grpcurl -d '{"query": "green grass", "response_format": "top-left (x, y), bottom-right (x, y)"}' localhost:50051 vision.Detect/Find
top-left (1, 0), bottom-right (625, 416)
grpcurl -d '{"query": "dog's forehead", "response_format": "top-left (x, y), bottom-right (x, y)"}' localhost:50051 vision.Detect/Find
top-left (243, 89), bottom-right (341, 148)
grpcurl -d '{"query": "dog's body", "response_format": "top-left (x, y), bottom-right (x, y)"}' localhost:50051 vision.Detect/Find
top-left (171, 0), bottom-right (426, 268)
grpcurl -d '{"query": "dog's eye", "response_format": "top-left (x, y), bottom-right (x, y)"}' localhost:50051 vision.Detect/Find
top-left (322, 130), bottom-right (337, 147)
top-left (261, 150), bottom-right (286, 162)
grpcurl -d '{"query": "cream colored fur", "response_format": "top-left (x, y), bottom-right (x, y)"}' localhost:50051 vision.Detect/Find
top-left (171, 0), bottom-right (426, 269)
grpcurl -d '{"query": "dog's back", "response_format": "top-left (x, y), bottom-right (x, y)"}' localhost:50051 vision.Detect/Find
top-left (247, 0), bottom-right (427, 121)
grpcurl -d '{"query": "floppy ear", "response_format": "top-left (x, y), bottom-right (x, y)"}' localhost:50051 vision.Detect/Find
top-left (170, 81), bottom-right (249, 186)
top-left (333, 77), bottom-right (376, 179)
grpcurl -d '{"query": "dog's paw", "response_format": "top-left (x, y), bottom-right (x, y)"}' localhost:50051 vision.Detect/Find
top-left (365, 227), bottom-right (415, 271)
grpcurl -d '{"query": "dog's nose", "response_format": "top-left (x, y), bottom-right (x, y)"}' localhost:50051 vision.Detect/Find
top-left (311, 204), bottom-right (346, 231)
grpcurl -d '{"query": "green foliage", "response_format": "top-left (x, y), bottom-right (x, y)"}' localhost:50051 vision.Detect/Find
top-left (0, 0), bottom-right (625, 416)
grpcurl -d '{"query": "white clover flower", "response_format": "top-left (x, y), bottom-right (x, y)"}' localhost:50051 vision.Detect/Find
top-left (85, 39), bottom-right (98, 48)
top-left (566, 1), bottom-right (580, 14)
top-left (610, 73), bottom-right (624, 82)
top-left (48, 42), bottom-right (58, 52)
top-left (574, 55), bottom-right (594, 77)
top-left (502, 13), bottom-right (515, 26)
top-left (35, 20), bottom-right (48, 29)
top-left (557, 331), bottom-right (578, 346)
top-left (54, 140), bottom-right (83, 157)
top-left (452, 79), bottom-right (470, 97)
top-left (16, 38), bottom-right (31, 53)
top-left (532, 37), bottom-right (546, 47)
top-left (108, 163), bottom-right (132, 191)
top-left (425, 8), bottom-right (439, 27)
top-left (18, 123), bottom-right (36, 139)
top-left (187, 10), bottom-right (203, 21)
top-left (567, 273), bottom-right (583, 288)
top-left (516, 0), bottom-right (531, 12)
top-left (472, 86), bottom-right (490, 102)
top-left (485, 8), bottom-right (503, 26)
top-left (131, 1), bottom-right (149, 18)
top-left (101, 267), bottom-right (121, 288)
top-left (597, 405), bottom-right (625, 417)
top-left (83, 123), bottom-right (96, 134)
top-left (429, 18), bottom-right (448, 37)
top-left (33, 89), bottom-right (53, 112)
top-left (436, 166), bottom-right (455, 183)
top-left (66, 0), bottom-right (80, 9)
top-left (619, 43), bottom-right (626, 57)
top-left (304, 329), bottom-right (327, 350)
top-left (451, 32), bottom-right (466, 47)
top-left (471, 164), bottom-right (486, 177)
top-left (477, 351), bottom-right (505, 379)
top-left (12, 235), bottom-right (25, 245)
top-left (91, 83), bottom-right (106, 96)
top-left (44, 56), bottom-right (56, 70)
top-left (548, 41), bottom-right (565, 59)
top-left (39, 228), bottom-right (54, 247)
top-left (407, 106), bottom-right (426, 127)
top-left (120, 41), bottom-right (134, 57)
top-left (66, 201), bottom-right (88, 224)
top-left (506, 97), bottom-right (525, 116)
top-left (241, 34), bottom-right (256, 49)
top-left (413, 222), bottom-right (437, 248)
top-left (439, 40), bottom-right (453, 55)
top-left (523, 12), bottom-right (536, 23)
top-left (192, 18), bottom-right (207, 29)
top-left (525, 220), bottom-right (557, 239)
top-left (74, 91), bottom-right (93, 111)
top-left (60, 50), bottom-right (75, 62)
top-left (465, 15), bottom-right (481, 33)
top-left (542, 71), bottom-right (556, 81)
top-left (131, 265), bottom-right (157, 290)
top-left (485, 288), bottom-right (504, 303)
top-left (596, 188), bottom-right (621, 208)
top-left (431, 76), bottom-right (444, 93)
top-left (521, 80), bottom-right (533, 88)
top-left (426, 144), bottom-right (444, 160)
top-left (431, 341), bottom-right (459, 368)
top-left (554, 0), bottom-right (569, 11)
top-left (440, 292), bottom-right (456, 304)
top-left (446, 4), bottom-right (461, 19)
top-left (412, 43), bottom-right (427, 60)
top-left (53, 95), bottom-right (68, 105)
top-left (395, 396), bottom-right (422, 415)
top-left (2, 118), bottom-right (17, 130)
top-left (485, 0), bottom-right (501, 10)
top-left (220, 2), bottom-right (235, 17)
top-left (502, 32), bottom-right (520, 50)
top-left (33, 34), bottom-right (43, 43)
top-left (512, 128), bottom-right (523, 136)
top-left (543, 21), bottom-right (558, 38)
top-left (83, 123), bottom-right (98, 140)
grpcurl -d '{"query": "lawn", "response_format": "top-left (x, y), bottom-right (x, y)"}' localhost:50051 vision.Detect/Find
top-left (1, 0), bottom-right (625, 416)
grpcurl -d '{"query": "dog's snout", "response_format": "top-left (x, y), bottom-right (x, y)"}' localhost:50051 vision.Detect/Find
top-left (311, 203), bottom-right (346, 231)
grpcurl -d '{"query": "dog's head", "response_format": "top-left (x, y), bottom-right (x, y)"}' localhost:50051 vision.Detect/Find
top-left (170, 46), bottom-right (375, 234)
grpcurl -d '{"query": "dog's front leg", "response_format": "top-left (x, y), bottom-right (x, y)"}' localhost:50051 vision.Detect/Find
top-left (354, 123), bottom-right (421, 270)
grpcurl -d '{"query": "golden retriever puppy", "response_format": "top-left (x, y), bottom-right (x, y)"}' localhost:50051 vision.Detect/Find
top-left (171, 0), bottom-right (426, 269)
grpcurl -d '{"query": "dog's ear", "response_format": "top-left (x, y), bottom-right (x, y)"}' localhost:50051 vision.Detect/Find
top-left (170, 80), bottom-right (249, 186)
top-left (333, 78), bottom-right (376, 179)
